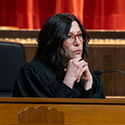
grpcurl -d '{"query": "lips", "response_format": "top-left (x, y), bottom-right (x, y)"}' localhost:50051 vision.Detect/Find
top-left (73, 49), bottom-right (82, 54)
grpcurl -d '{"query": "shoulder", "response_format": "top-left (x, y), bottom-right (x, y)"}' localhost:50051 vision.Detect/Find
top-left (20, 59), bottom-right (56, 78)
top-left (21, 59), bottom-right (42, 72)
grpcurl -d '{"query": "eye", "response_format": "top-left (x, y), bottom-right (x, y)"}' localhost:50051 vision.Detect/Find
top-left (78, 33), bottom-right (83, 37)
top-left (67, 35), bottom-right (72, 38)
top-left (67, 34), bottom-right (74, 39)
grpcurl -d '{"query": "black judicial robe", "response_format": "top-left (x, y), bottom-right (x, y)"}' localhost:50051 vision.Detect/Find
top-left (13, 59), bottom-right (105, 98)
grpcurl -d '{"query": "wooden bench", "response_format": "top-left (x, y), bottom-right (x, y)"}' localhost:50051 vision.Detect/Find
top-left (0, 97), bottom-right (125, 125)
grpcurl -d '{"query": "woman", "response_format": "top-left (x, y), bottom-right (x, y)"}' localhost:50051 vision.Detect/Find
top-left (13, 13), bottom-right (105, 98)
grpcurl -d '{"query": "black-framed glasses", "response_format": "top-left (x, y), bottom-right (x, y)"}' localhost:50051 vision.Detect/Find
top-left (65, 31), bottom-right (88, 44)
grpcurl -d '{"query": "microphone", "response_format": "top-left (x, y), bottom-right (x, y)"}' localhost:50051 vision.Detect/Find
top-left (94, 70), bottom-right (125, 75)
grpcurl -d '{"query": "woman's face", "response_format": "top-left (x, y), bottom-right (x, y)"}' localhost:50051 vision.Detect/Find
top-left (62, 21), bottom-right (83, 64)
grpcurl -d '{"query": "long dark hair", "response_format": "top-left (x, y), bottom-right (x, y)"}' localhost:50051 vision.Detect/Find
top-left (33, 13), bottom-right (90, 67)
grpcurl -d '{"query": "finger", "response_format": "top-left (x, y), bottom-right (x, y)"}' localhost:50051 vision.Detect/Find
top-left (76, 65), bottom-right (88, 82)
top-left (72, 56), bottom-right (82, 63)
top-left (79, 59), bottom-right (87, 64)
top-left (76, 67), bottom-right (86, 82)
top-left (78, 60), bottom-right (88, 70)
top-left (76, 62), bottom-right (88, 82)
top-left (79, 58), bottom-right (83, 62)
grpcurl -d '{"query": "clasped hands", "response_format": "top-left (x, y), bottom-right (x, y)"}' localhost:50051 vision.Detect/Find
top-left (63, 57), bottom-right (93, 90)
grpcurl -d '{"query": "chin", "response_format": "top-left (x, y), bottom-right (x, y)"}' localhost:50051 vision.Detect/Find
top-left (73, 54), bottom-right (82, 58)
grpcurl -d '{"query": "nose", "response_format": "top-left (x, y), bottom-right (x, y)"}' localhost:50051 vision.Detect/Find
top-left (73, 36), bottom-right (81, 45)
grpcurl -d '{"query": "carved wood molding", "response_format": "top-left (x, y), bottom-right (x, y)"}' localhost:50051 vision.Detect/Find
top-left (1, 38), bottom-right (125, 46)
top-left (19, 105), bottom-right (64, 124)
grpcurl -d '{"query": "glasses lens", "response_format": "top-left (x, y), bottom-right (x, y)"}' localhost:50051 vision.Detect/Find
top-left (66, 34), bottom-right (75, 43)
top-left (78, 33), bottom-right (84, 42)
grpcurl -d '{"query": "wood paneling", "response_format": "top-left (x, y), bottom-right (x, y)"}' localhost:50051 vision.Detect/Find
top-left (87, 45), bottom-right (125, 96)
top-left (24, 46), bottom-right (37, 62)
top-left (0, 98), bottom-right (125, 125)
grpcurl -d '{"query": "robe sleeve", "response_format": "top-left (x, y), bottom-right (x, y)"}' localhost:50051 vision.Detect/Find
top-left (80, 70), bottom-right (105, 98)
top-left (13, 61), bottom-right (80, 97)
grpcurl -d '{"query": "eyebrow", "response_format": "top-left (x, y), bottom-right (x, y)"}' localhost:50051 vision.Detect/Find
top-left (68, 31), bottom-right (82, 34)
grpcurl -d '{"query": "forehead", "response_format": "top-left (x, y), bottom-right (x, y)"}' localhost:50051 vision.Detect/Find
top-left (69, 21), bottom-right (81, 33)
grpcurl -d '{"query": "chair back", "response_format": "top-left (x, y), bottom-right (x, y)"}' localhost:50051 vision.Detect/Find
top-left (0, 41), bottom-right (26, 97)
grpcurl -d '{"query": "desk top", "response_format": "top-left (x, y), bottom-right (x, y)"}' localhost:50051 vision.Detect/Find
top-left (0, 97), bottom-right (125, 104)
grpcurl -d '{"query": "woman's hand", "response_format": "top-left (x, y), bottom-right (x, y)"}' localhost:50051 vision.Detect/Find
top-left (63, 57), bottom-right (93, 90)
top-left (77, 61), bottom-right (93, 90)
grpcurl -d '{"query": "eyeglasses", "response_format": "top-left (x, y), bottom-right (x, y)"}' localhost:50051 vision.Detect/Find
top-left (65, 31), bottom-right (88, 44)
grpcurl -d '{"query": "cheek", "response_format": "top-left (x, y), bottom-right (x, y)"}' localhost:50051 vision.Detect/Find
top-left (62, 42), bottom-right (72, 53)
top-left (62, 42), bottom-right (68, 49)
